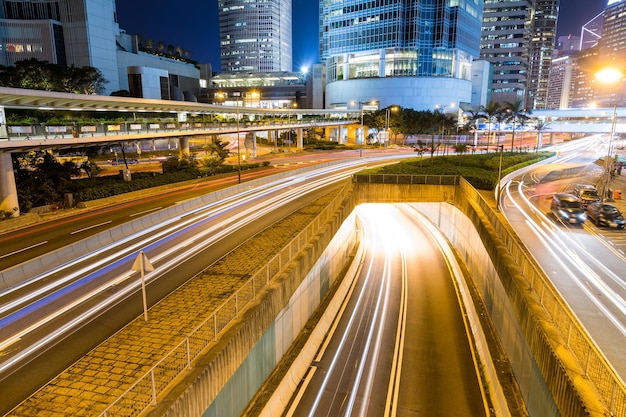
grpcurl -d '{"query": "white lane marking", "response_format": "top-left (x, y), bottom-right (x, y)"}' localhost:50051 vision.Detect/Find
top-left (0, 241), bottom-right (48, 259)
top-left (129, 207), bottom-right (163, 217)
top-left (70, 221), bottom-right (113, 235)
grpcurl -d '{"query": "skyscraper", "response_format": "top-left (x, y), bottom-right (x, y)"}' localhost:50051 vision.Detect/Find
top-left (597, 0), bottom-right (626, 105)
top-left (480, 0), bottom-right (533, 105)
top-left (526, 0), bottom-right (559, 110)
top-left (0, 0), bottom-right (120, 92)
top-left (319, 0), bottom-right (484, 111)
top-left (218, 0), bottom-right (292, 73)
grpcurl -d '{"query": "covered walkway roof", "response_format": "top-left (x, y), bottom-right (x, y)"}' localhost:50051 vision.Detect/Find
top-left (0, 87), bottom-right (354, 117)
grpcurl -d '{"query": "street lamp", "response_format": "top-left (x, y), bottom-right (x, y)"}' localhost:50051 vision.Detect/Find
top-left (595, 68), bottom-right (623, 200)
top-left (384, 106), bottom-right (399, 147)
top-left (352, 99), bottom-right (376, 156)
top-left (233, 91), bottom-right (242, 184)
top-left (435, 103), bottom-right (455, 153)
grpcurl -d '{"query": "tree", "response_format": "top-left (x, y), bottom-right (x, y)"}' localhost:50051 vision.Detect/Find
top-left (533, 119), bottom-right (550, 151)
top-left (0, 59), bottom-right (106, 94)
top-left (479, 101), bottom-right (502, 152)
top-left (503, 100), bottom-right (531, 151)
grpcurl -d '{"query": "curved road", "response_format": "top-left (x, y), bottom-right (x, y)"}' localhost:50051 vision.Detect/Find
top-left (501, 136), bottom-right (626, 381)
top-left (286, 203), bottom-right (488, 417)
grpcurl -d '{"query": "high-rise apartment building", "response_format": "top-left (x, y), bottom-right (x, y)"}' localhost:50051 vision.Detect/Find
top-left (218, 0), bottom-right (292, 73)
top-left (526, 0), bottom-right (559, 109)
top-left (480, 0), bottom-right (534, 105)
top-left (319, 0), bottom-right (484, 111)
top-left (0, 0), bottom-right (121, 92)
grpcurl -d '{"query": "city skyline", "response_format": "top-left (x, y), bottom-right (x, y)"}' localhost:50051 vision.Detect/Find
top-left (117, 0), bottom-right (607, 73)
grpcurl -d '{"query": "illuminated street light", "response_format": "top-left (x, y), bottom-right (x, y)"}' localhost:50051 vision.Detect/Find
top-left (352, 99), bottom-right (377, 156)
top-left (233, 92), bottom-right (242, 184)
top-left (595, 68), bottom-right (623, 200)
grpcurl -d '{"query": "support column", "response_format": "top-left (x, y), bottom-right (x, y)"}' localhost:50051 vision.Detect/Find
top-left (179, 137), bottom-right (190, 159)
top-left (246, 132), bottom-right (257, 158)
top-left (297, 128), bottom-right (304, 150)
top-left (0, 152), bottom-right (19, 217)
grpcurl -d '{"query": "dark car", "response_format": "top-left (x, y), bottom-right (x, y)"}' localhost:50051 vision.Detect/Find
top-left (586, 202), bottom-right (626, 228)
top-left (551, 193), bottom-right (586, 224)
top-left (573, 184), bottom-right (600, 208)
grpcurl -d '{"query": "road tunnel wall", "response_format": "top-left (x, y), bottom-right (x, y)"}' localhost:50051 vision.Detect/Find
top-left (351, 179), bottom-right (607, 417)
top-left (158, 177), bottom-right (609, 417)
top-left (152, 182), bottom-right (359, 417)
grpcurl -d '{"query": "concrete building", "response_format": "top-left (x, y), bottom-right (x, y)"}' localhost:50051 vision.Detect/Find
top-left (526, 0), bottom-right (560, 110)
top-left (218, 0), bottom-right (292, 73)
top-left (319, 0), bottom-right (484, 112)
top-left (546, 55), bottom-right (572, 109)
top-left (0, 0), bottom-right (121, 93)
top-left (116, 33), bottom-right (201, 101)
top-left (480, 0), bottom-right (533, 105)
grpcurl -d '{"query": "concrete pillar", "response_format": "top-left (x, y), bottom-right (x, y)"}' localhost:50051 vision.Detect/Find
top-left (297, 128), bottom-right (304, 150)
top-left (246, 132), bottom-right (257, 158)
top-left (549, 132), bottom-right (555, 146)
top-left (0, 106), bottom-right (7, 140)
top-left (347, 125), bottom-right (357, 144)
top-left (0, 152), bottom-right (19, 217)
top-left (179, 137), bottom-right (190, 159)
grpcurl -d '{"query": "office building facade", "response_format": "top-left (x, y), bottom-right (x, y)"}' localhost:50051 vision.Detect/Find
top-left (319, 0), bottom-right (484, 111)
top-left (0, 0), bottom-right (121, 92)
top-left (218, 0), bottom-right (292, 73)
top-left (526, 0), bottom-right (559, 109)
top-left (480, 0), bottom-right (534, 106)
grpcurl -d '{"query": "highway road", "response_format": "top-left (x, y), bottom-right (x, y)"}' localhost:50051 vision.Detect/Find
top-left (500, 136), bottom-right (626, 381)
top-left (286, 203), bottom-right (488, 417)
top-left (0, 153), bottom-right (414, 414)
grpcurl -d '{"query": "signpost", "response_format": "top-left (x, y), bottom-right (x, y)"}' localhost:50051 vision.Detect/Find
top-left (132, 251), bottom-right (154, 321)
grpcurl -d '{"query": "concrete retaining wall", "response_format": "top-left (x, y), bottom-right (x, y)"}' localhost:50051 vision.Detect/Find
top-left (353, 180), bottom-right (605, 417)
top-left (151, 185), bottom-right (359, 417)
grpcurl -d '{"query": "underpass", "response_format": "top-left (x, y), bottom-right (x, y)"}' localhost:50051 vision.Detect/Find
top-left (3, 168), bottom-right (619, 417)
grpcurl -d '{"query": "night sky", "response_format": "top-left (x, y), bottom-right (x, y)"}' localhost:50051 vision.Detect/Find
top-left (116, 0), bottom-right (609, 72)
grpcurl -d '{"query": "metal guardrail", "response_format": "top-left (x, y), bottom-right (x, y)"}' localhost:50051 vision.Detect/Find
top-left (463, 178), bottom-right (626, 416)
top-left (99, 181), bottom-right (352, 417)
top-left (352, 173), bottom-right (459, 185)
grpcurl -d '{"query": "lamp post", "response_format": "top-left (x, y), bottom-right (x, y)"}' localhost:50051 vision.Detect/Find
top-left (595, 68), bottom-right (623, 201)
top-left (234, 92), bottom-right (242, 184)
top-left (352, 100), bottom-right (376, 156)
top-left (435, 103), bottom-right (455, 154)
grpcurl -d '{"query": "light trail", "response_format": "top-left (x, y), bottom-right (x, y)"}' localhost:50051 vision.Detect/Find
top-left (0, 156), bottom-right (411, 377)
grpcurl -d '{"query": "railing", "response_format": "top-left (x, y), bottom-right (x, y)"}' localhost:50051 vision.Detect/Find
top-left (464, 179), bottom-right (626, 416)
top-left (99, 181), bottom-right (352, 417)
top-left (3, 118), bottom-right (357, 141)
top-left (352, 173), bottom-right (459, 185)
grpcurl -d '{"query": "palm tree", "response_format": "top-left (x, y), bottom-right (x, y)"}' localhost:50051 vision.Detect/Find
top-left (503, 100), bottom-right (530, 151)
top-left (479, 101), bottom-right (502, 152)
top-left (533, 119), bottom-right (550, 151)
top-left (464, 109), bottom-right (484, 147)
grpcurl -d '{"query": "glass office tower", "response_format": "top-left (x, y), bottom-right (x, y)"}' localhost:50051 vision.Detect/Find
top-left (219, 0), bottom-right (292, 73)
top-left (319, 0), bottom-right (484, 111)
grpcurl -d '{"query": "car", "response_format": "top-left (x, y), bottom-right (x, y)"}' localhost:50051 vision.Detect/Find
top-left (586, 201), bottom-right (626, 228)
top-left (573, 184), bottom-right (600, 208)
top-left (550, 193), bottom-right (586, 224)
